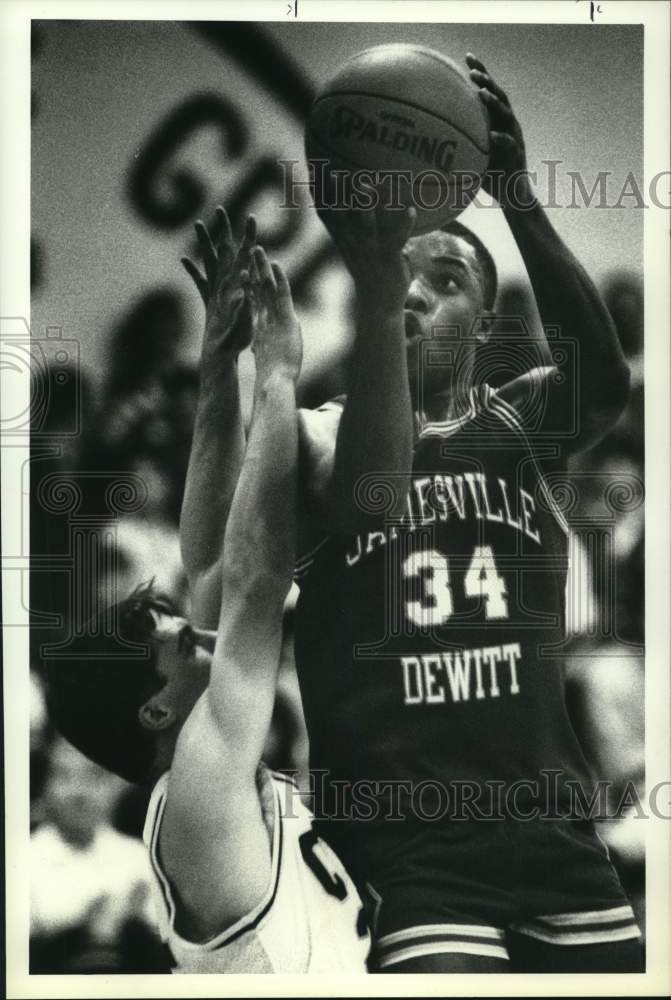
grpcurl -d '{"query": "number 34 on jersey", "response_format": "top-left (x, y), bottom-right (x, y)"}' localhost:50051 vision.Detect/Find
top-left (400, 544), bottom-right (522, 708)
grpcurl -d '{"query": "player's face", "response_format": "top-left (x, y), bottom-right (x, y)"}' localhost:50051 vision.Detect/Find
top-left (151, 610), bottom-right (215, 720)
top-left (402, 231), bottom-right (487, 394)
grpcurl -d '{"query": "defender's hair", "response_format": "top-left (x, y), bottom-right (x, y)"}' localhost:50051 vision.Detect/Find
top-left (441, 221), bottom-right (498, 309)
top-left (44, 583), bottom-right (177, 786)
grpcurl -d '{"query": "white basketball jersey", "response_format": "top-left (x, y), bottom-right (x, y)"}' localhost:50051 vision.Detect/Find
top-left (143, 770), bottom-right (369, 973)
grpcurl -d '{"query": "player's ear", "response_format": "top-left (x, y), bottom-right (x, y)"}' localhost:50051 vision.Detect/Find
top-left (138, 695), bottom-right (176, 733)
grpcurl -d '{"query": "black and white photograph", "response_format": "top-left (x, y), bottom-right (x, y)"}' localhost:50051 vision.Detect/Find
top-left (2, 1), bottom-right (670, 995)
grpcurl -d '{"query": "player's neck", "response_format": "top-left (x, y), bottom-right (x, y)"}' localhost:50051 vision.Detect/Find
top-left (415, 386), bottom-right (474, 426)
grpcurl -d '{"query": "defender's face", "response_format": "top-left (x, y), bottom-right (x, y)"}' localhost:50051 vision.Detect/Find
top-left (150, 610), bottom-right (215, 720)
top-left (403, 231), bottom-right (487, 394)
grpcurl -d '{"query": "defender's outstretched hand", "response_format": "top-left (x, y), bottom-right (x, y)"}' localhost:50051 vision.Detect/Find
top-left (249, 247), bottom-right (302, 385)
top-left (182, 207), bottom-right (256, 356)
top-left (179, 207), bottom-right (254, 600)
top-left (466, 53), bottom-right (529, 207)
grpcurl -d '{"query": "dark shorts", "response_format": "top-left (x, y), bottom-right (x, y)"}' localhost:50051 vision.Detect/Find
top-left (357, 819), bottom-right (642, 971)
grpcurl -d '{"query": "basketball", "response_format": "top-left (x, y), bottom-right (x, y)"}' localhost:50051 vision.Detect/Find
top-left (305, 44), bottom-right (491, 234)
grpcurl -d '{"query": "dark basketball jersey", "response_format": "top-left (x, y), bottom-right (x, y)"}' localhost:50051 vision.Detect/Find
top-left (295, 385), bottom-right (592, 834)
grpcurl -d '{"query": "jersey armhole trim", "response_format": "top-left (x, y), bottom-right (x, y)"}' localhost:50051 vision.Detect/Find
top-left (294, 535), bottom-right (330, 581)
top-left (418, 387), bottom-right (480, 439)
top-left (147, 773), bottom-right (284, 953)
top-left (484, 389), bottom-right (570, 536)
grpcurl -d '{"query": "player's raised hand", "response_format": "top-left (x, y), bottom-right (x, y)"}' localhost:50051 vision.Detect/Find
top-left (182, 207), bottom-right (256, 357)
top-left (466, 53), bottom-right (529, 206)
top-left (318, 179), bottom-right (416, 309)
top-left (249, 246), bottom-right (302, 385)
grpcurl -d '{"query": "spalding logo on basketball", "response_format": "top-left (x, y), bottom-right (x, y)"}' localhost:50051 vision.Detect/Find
top-left (305, 44), bottom-right (490, 233)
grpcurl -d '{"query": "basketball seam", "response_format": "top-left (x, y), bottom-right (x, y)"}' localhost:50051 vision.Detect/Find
top-left (309, 90), bottom-right (490, 156)
top-left (306, 129), bottom-right (478, 183)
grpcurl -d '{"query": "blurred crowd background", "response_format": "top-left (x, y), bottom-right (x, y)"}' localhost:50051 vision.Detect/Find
top-left (28, 19), bottom-right (645, 974)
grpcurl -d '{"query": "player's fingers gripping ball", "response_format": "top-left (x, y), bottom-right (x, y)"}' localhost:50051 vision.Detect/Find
top-left (305, 43), bottom-right (490, 234)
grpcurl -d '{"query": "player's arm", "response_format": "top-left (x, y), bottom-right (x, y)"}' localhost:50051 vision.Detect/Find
top-left (160, 249), bottom-right (302, 938)
top-left (179, 208), bottom-right (255, 628)
top-left (205, 247), bottom-right (301, 755)
top-left (304, 189), bottom-right (416, 533)
top-left (467, 54), bottom-right (630, 453)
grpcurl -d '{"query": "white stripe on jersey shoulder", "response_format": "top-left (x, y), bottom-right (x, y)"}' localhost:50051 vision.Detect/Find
top-left (418, 386), bottom-right (483, 439)
top-left (147, 770), bottom-right (284, 953)
top-left (484, 388), bottom-right (570, 536)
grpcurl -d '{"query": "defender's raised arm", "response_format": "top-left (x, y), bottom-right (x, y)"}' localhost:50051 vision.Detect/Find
top-left (179, 208), bottom-right (256, 627)
top-left (161, 249), bottom-right (302, 938)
